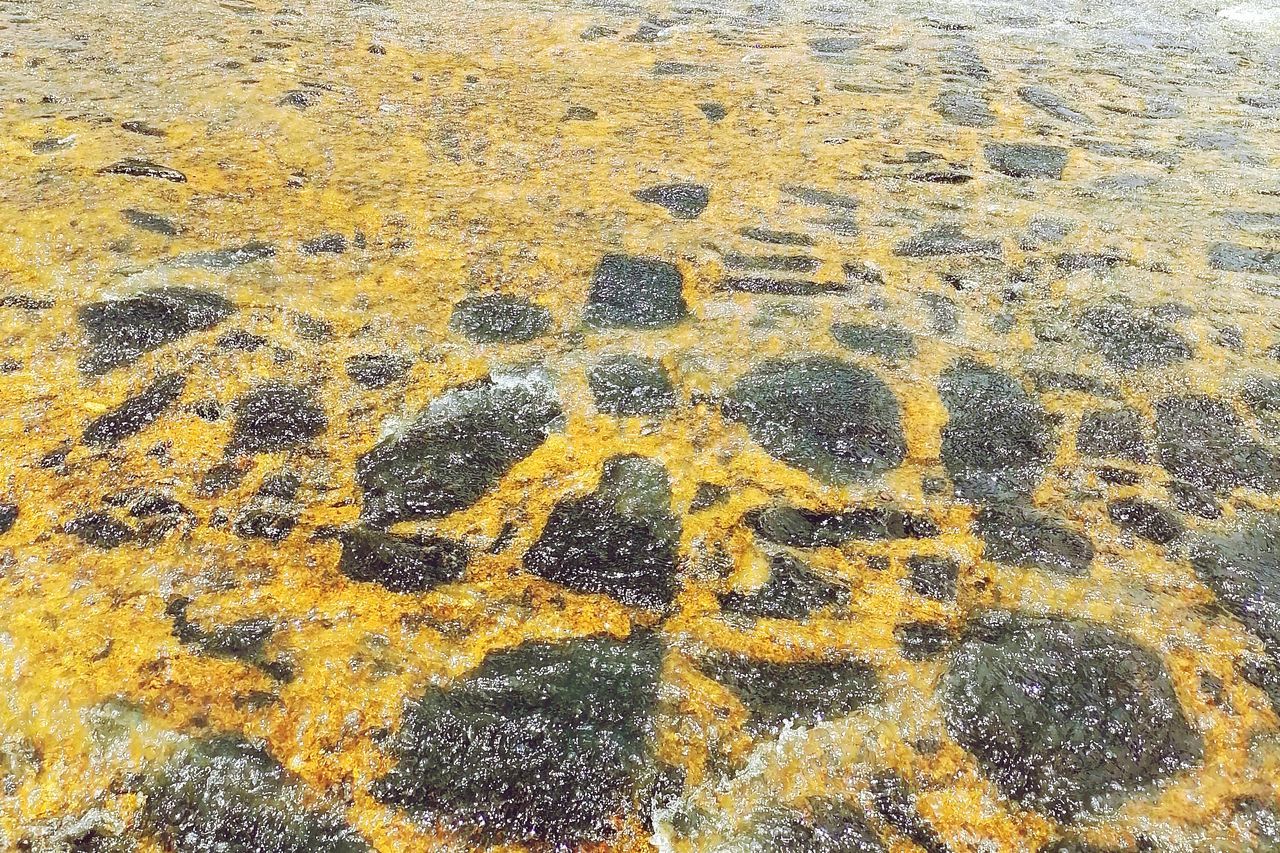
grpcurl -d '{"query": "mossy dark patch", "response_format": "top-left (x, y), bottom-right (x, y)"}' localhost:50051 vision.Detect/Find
top-left (1077, 409), bottom-right (1149, 462)
top-left (587, 354), bottom-right (678, 417)
top-left (345, 353), bottom-right (411, 388)
top-left (337, 527), bottom-right (469, 593)
top-left (975, 504), bottom-right (1094, 576)
top-left (372, 632), bottom-right (662, 847)
top-left (703, 653), bottom-right (879, 733)
top-left (77, 287), bottom-right (234, 374)
top-left (724, 798), bottom-right (885, 852)
top-left (1080, 304), bottom-right (1192, 370)
top-left (449, 295), bottom-right (552, 343)
top-left (229, 383), bottom-right (327, 454)
top-left (585, 254), bottom-right (687, 329)
top-left (1107, 498), bottom-right (1183, 545)
top-left (632, 183), bottom-right (710, 219)
top-left (1154, 395), bottom-right (1280, 492)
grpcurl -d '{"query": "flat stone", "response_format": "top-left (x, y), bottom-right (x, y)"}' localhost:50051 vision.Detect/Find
top-left (975, 504), bottom-right (1094, 576)
top-left (585, 254), bottom-right (687, 329)
top-left (337, 527), bottom-right (468, 593)
top-left (144, 735), bottom-right (369, 853)
top-left (229, 383), bottom-right (327, 454)
top-left (943, 612), bottom-right (1202, 822)
top-left (587, 354), bottom-right (678, 417)
top-left (725, 356), bottom-right (905, 483)
top-left (170, 242), bottom-right (276, 270)
top-left (357, 372), bottom-right (561, 525)
top-left (372, 632), bottom-right (662, 847)
top-left (77, 287), bottom-right (235, 374)
top-left (524, 456), bottom-right (681, 608)
top-left (721, 276), bottom-right (851, 295)
top-left (121, 120), bottom-right (166, 137)
top-left (719, 554), bottom-right (848, 619)
top-left (747, 503), bottom-right (938, 546)
top-left (869, 772), bottom-right (948, 853)
top-left (1208, 243), bottom-right (1280, 277)
top-left (1077, 409), bottom-right (1150, 462)
top-left (64, 512), bottom-right (135, 549)
top-left (83, 373), bottom-right (185, 447)
top-left (1189, 513), bottom-right (1280, 654)
top-left (703, 653), bottom-right (879, 733)
top-left (907, 555), bottom-right (959, 601)
top-left (99, 158), bottom-right (186, 182)
top-left (1080, 304), bottom-right (1192, 370)
top-left (231, 509), bottom-right (297, 542)
top-left (697, 102), bottom-right (726, 122)
top-left (721, 251), bottom-right (821, 273)
top-left (1169, 481), bottom-right (1221, 519)
top-left (0, 503), bottom-right (17, 535)
top-left (345, 353), bottom-right (411, 388)
top-left (299, 233), bottom-right (347, 255)
top-left (632, 183), bottom-right (710, 219)
top-left (122, 208), bottom-right (181, 236)
top-left (1154, 396), bottom-right (1280, 492)
top-left (450, 294), bottom-right (551, 343)
top-left (716, 799), bottom-right (885, 853)
top-left (741, 227), bottom-right (814, 246)
top-left (1107, 498), bottom-right (1182, 545)
top-left (894, 225), bottom-right (1001, 258)
top-left (932, 90), bottom-right (995, 127)
top-left (896, 621), bottom-right (952, 661)
top-left (939, 360), bottom-right (1054, 501)
top-left (829, 322), bottom-right (916, 361)
top-left (1018, 85), bottom-right (1091, 124)
top-left (984, 143), bottom-right (1069, 179)
top-left (218, 329), bottom-right (267, 351)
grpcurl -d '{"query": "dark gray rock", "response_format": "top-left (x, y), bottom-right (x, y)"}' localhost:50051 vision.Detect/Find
top-left (907, 555), bottom-right (959, 601)
top-left (725, 356), bottom-right (905, 483)
top-left (1107, 498), bottom-right (1183, 545)
top-left (869, 772), bottom-right (948, 853)
top-left (830, 322), bottom-right (916, 361)
top-left (218, 329), bottom-right (267, 351)
top-left (121, 120), bottom-right (166, 137)
top-left (170, 242), bottom-right (276, 270)
top-left (689, 482), bottom-right (730, 512)
top-left (1017, 85), bottom-right (1091, 124)
top-left (524, 456), bottom-right (681, 608)
top-left (984, 143), bottom-right (1069, 179)
top-left (0, 502), bottom-right (16, 535)
top-left (1189, 514), bottom-right (1280, 654)
top-left (357, 373), bottom-right (561, 525)
top-left (747, 503), bottom-right (938, 547)
top-left (896, 621), bottom-right (952, 661)
top-left (122, 208), bottom-right (181, 236)
top-left (450, 295), bottom-right (551, 343)
top-left (1242, 376), bottom-right (1280, 414)
top-left (99, 158), bottom-right (186, 182)
top-left (741, 227), bottom-right (814, 246)
top-left (932, 90), bottom-right (995, 127)
top-left (783, 185), bottom-right (859, 210)
top-left (939, 361), bottom-right (1053, 501)
top-left (1077, 409), bottom-right (1149, 462)
top-left (232, 509), bottom-right (297, 542)
top-left (698, 102), bottom-right (726, 122)
top-left (345, 353), bottom-right (411, 389)
top-left (721, 277), bottom-right (851, 296)
top-left (720, 798), bottom-right (885, 853)
top-left (1169, 481), bottom-right (1221, 520)
top-left (943, 613), bottom-right (1202, 823)
top-left (586, 254), bottom-right (687, 329)
top-left (703, 654), bottom-right (879, 733)
top-left (1080, 304), bottom-right (1192, 370)
top-left (77, 287), bottom-right (235, 374)
top-left (719, 554), bottom-right (848, 619)
top-left (143, 735), bottom-right (369, 853)
top-left (337, 527), bottom-right (468, 593)
top-left (64, 512), bottom-right (135, 549)
top-left (894, 226), bottom-right (1001, 258)
top-left (257, 471), bottom-right (301, 501)
top-left (278, 89), bottom-right (321, 109)
top-left (1154, 396), bottom-right (1280, 492)
top-left (722, 251), bottom-right (821, 273)
top-left (372, 632), bottom-right (662, 847)
top-left (564, 105), bottom-right (598, 120)
top-left (632, 183), bottom-right (710, 219)
top-left (588, 354), bottom-right (677, 417)
top-left (299, 233), bottom-right (347, 255)
top-left (975, 504), bottom-right (1094, 576)
top-left (83, 373), bottom-right (185, 447)
top-left (229, 383), bottom-right (327, 454)
top-left (1208, 244), bottom-right (1280, 277)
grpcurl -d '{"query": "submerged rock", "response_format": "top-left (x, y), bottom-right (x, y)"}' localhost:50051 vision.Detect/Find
top-left (169, 242), bottom-right (276, 270)
top-left (894, 225), bottom-right (1001, 258)
top-left (1079, 304), bottom-right (1192, 370)
top-left (337, 527), bottom-right (468, 593)
top-left (703, 653), bottom-right (879, 732)
top-left (83, 373), bottom-right (186, 447)
top-left (449, 294), bottom-right (551, 343)
top-left (524, 456), bottom-right (681, 608)
top-left (716, 798), bottom-right (885, 853)
top-left (143, 735), bottom-right (369, 853)
top-left (229, 383), bottom-right (327, 454)
top-left (906, 555), bottom-right (959, 601)
top-left (77, 287), bottom-right (235, 374)
top-left (1208, 243), bottom-right (1280, 277)
top-left (829, 322), bottom-right (916, 361)
top-left (99, 158), bottom-right (186, 182)
top-left (1189, 514), bottom-right (1280, 653)
top-left (869, 772), bottom-right (949, 853)
top-left (984, 143), bottom-right (1069, 179)
top-left (1107, 498), bottom-right (1183, 545)
top-left (0, 502), bottom-right (17, 535)
top-left (357, 373), bottom-right (561, 525)
top-left (122, 208), bottom-right (181, 236)
top-left (932, 90), bottom-right (995, 127)
top-left (725, 356), bottom-right (905, 483)
top-left (939, 360), bottom-right (1053, 501)
top-left (345, 353), bottom-right (411, 388)
top-left (975, 504), bottom-right (1094, 576)
top-left (1076, 409), bottom-right (1150, 462)
top-left (585, 254), bottom-right (687, 329)
top-left (943, 613), bottom-right (1201, 822)
top-left (632, 183), bottom-right (710, 219)
top-left (64, 512), bottom-right (135, 549)
top-left (719, 554), bottom-right (848, 619)
top-left (1154, 396), bottom-right (1279, 492)
top-left (747, 503), bottom-right (937, 546)
top-left (372, 632), bottom-right (662, 847)
top-left (587, 354), bottom-right (678, 417)
top-left (1018, 85), bottom-right (1091, 124)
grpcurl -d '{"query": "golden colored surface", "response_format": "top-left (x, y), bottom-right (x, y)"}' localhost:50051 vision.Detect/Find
top-left (2, 0), bottom-right (1280, 849)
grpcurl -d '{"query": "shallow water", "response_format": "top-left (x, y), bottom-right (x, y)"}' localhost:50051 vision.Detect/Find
top-left (2, 0), bottom-right (1280, 850)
